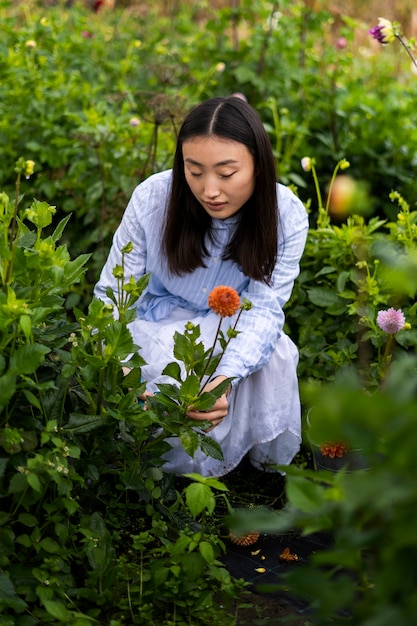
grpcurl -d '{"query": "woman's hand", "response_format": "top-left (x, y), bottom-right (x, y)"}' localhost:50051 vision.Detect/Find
top-left (187, 375), bottom-right (231, 431)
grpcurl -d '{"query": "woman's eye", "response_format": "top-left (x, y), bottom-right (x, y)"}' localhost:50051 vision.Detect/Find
top-left (220, 172), bottom-right (235, 179)
top-left (190, 172), bottom-right (202, 177)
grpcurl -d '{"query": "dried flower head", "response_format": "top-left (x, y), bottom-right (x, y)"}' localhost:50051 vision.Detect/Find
top-left (369, 18), bottom-right (396, 45)
top-left (229, 530), bottom-right (260, 546)
top-left (208, 286), bottom-right (240, 317)
top-left (320, 442), bottom-right (348, 458)
top-left (377, 307), bottom-right (406, 334)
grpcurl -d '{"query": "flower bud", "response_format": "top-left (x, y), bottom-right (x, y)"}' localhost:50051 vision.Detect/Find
top-left (301, 157), bottom-right (312, 172)
top-left (24, 160), bottom-right (35, 178)
top-left (369, 17), bottom-right (396, 45)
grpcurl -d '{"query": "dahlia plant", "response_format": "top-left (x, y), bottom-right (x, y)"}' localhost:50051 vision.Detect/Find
top-left (298, 156), bottom-right (413, 463)
top-left (369, 17), bottom-right (417, 70)
top-left (144, 285), bottom-right (252, 459)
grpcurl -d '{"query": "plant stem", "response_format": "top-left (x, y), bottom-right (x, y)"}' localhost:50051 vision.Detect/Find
top-left (396, 35), bottom-right (417, 70)
top-left (4, 171), bottom-right (21, 286)
top-left (198, 316), bottom-right (223, 385)
top-left (324, 161), bottom-right (342, 217)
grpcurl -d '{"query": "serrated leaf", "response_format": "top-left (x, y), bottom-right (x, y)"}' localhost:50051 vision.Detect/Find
top-left (180, 374), bottom-right (200, 398)
top-left (64, 413), bottom-right (112, 434)
top-left (198, 435), bottom-right (224, 461)
top-left (185, 482), bottom-right (216, 517)
top-left (173, 331), bottom-right (193, 364)
top-left (155, 382), bottom-right (181, 401)
top-left (179, 428), bottom-right (199, 458)
top-left (9, 344), bottom-right (50, 375)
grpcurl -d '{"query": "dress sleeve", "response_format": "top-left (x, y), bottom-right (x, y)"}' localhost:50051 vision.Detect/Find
top-left (216, 188), bottom-right (309, 383)
top-left (94, 172), bottom-right (169, 305)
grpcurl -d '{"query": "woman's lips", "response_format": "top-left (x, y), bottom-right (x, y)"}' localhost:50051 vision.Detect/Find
top-left (206, 202), bottom-right (226, 210)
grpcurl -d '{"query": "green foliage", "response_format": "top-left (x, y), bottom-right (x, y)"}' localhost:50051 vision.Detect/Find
top-left (0, 164), bottom-right (244, 624)
top-left (0, 0), bottom-right (415, 303)
top-left (286, 163), bottom-right (417, 389)
top-left (233, 363), bottom-right (417, 624)
top-left (1, 2), bottom-right (417, 623)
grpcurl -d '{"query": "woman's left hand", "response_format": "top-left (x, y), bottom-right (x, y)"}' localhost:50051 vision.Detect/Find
top-left (187, 375), bottom-right (230, 431)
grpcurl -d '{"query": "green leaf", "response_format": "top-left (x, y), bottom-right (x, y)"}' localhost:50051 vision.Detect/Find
top-left (185, 483), bottom-right (216, 517)
top-left (155, 383), bottom-right (181, 402)
top-left (307, 287), bottom-right (342, 308)
top-left (0, 528), bottom-right (15, 554)
top-left (26, 472), bottom-right (41, 492)
top-left (22, 389), bottom-right (42, 410)
top-left (18, 513), bottom-right (38, 527)
top-left (286, 475), bottom-right (328, 512)
top-left (64, 413), bottom-right (113, 434)
top-left (39, 538), bottom-right (61, 553)
top-left (0, 457), bottom-right (8, 479)
top-left (0, 572), bottom-right (17, 599)
top-left (43, 600), bottom-right (72, 621)
top-left (162, 361), bottom-right (182, 382)
top-left (63, 253), bottom-right (90, 286)
top-left (173, 330), bottom-right (194, 365)
top-left (19, 314), bottom-right (32, 340)
top-left (51, 214), bottom-right (72, 243)
top-left (183, 473), bottom-right (229, 492)
top-left (198, 434), bottom-right (224, 461)
top-left (8, 473), bottom-right (28, 494)
top-left (0, 374), bottom-right (16, 407)
top-left (180, 373), bottom-right (200, 398)
top-left (199, 540), bottom-right (215, 564)
top-left (9, 344), bottom-right (50, 375)
top-left (103, 321), bottom-right (136, 359)
top-left (179, 428), bottom-right (199, 458)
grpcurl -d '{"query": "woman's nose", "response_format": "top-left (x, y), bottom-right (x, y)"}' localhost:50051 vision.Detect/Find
top-left (204, 178), bottom-right (220, 199)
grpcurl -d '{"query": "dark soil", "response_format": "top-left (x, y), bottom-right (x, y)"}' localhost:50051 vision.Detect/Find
top-left (217, 449), bottom-right (317, 625)
top-left (234, 593), bottom-right (311, 625)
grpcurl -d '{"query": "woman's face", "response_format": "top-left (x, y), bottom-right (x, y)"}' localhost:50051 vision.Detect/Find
top-left (182, 136), bottom-right (256, 220)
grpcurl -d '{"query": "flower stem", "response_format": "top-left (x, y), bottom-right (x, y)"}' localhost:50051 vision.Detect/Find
top-left (311, 163), bottom-right (328, 229)
top-left (324, 161), bottom-right (342, 217)
top-left (380, 334), bottom-right (394, 379)
top-left (198, 316), bottom-right (223, 385)
top-left (396, 34), bottom-right (417, 69)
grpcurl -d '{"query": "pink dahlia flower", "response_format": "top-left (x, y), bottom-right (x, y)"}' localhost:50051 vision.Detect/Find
top-left (377, 307), bottom-right (406, 334)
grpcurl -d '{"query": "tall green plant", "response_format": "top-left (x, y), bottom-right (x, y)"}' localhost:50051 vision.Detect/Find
top-left (0, 164), bottom-right (245, 625)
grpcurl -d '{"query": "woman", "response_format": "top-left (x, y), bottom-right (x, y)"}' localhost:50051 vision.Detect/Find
top-left (94, 96), bottom-right (309, 477)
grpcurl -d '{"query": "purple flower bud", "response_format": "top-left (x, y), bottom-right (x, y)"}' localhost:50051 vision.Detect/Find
top-left (377, 307), bottom-right (406, 334)
top-left (369, 18), bottom-right (396, 45)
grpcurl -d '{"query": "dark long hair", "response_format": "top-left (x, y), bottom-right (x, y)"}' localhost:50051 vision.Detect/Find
top-left (163, 96), bottom-right (278, 284)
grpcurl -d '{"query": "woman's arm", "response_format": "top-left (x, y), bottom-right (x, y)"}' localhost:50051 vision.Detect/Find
top-left (215, 188), bottom-right (309, 383)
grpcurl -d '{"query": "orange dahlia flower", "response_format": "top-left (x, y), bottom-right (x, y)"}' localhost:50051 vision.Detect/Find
top-left (319, 442), bottom-right (348, 458)
top-left (208, 286), bottom-right (241, 317)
